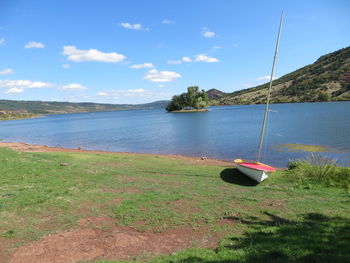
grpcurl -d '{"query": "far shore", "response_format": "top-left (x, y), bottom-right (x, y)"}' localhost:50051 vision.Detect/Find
top-left (0, 113), bottom-right (44, 121)
top-left (170, 109), bottom-right (209, 113)
top-left (0, 141), bottom-right (232, 167)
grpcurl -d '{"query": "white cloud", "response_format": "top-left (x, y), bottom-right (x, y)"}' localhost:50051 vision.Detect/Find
top-left (96, 89), bottom-right (171, 102)
top-left (66, 88), bottom-right (172, 103)
top-left (0, 79), bottom-right (54, 95)
top-left (129, 63), bottom-right (154, 69)
top-left (24, 41), bottom-right (45, 49)
top-left (62, 46), bottom-right (125, 63)
top-left (5, 87), bottom-right (24, 94)
top-left (62, 64), bottom-right (71, 68)
top-left (256, 75), bottom-right (277, 81)
top-left (144, 69), bottom-right (181, 82)
top-left (158, 84), bottom-right (164, 88)
top-left (96, 88), bottom-right (149, 99)
top-left (120, 22), bottom-right (143, 30)
top-left (168, 60), bottom-right (182, 64)
top-left (97, 92), bottom-right (108, 96)
top-left (168, 56), bottom-right (192, 65)
top-left (194, 54), bottom-right (219, 63)
top-left (241, 83), bottom-right (254, 88)
top-left (201, 27), bottom-right (216, 38)
top-left (0, 38), bottom-right (5, 46)
top-left (0, 68), bottom-right (15, 75)
top-left (0, 79), bottom-right (53, 89)
top-left (213, 46), bottom-right (222, 50)
top-left (97, 89), bottom-right (146, 96)
top-left (60, 83), bottom-right (87, 92)
top-left (182, 56), bottom-right (192, 62)
top-left (0, 79), bottom-right (88, 95)
top-left (125, 88), bottom-right (146, 93)
top-left (162, 19), bottom-right (174, 24)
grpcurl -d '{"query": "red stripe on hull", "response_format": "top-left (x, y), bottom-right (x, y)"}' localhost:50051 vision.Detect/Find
top-left (239, 162), bottom-right (276, 172)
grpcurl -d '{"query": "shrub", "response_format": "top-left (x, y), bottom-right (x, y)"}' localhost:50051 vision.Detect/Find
top-left (287, 154), bottom-right (350, 190)
top-left (330, 167), bottom-right (350, 191)
top-left (305, 153), bottom-right (337, 177)
top-left (317, 91), bottom-right (330, 102)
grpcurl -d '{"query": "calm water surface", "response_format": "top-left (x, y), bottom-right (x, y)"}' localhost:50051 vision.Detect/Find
top-left (1, 102), bottom-right (349, 167)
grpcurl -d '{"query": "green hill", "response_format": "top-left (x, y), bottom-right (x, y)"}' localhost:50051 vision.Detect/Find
top-left (210, 46), bottom-right (350, 105)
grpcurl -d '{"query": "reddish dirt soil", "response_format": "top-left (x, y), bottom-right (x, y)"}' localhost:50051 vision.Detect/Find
top-left (8, 217), bottom-right (232, 263)
top-left (0, 142), bottom-right (232, 167)
top-left (1, 142), bottom-right (234, 262)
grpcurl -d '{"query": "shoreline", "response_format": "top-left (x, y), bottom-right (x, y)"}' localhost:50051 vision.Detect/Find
top-left (170, 109), bottom-right (209, 113)
top-left (0, 141), bottom-right (233, 167)
top-left (0, 114), bottom-right (44, 121)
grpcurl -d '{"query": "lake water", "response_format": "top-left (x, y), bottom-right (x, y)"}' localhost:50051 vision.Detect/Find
top-left (1, 102), bottom-right (349, 167)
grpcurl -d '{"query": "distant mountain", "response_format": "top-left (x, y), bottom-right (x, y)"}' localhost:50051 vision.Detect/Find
top-left (140, 100), bottom-right (171, 109)
top-left (210, 46), bottom-right (350, 105)
top-left (0, 99), bottom-right (170, 114)
top-left (206, 89), bottom-right (226, 99)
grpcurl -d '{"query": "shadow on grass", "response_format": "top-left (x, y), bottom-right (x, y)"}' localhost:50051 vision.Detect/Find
top-left (224, 212), bottom-right (350, 263)
top-left (163, 212), bottom-right (350, 263)
top-left (220, 168), bottom-right (258, 187)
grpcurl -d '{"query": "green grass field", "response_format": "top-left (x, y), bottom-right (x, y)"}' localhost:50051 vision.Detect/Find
top-left (0, 147), bottom-right (349, 262)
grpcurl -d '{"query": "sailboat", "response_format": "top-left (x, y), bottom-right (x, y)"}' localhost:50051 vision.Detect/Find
top-left (235, 11), bottom-right (284, 183)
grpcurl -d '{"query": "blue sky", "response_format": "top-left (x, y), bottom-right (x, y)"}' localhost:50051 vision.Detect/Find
top-left (0, 0), bottom-right (349, 104)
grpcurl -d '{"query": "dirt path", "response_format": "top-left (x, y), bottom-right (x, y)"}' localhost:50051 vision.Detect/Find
top-left (9, 217), bottom-right (232, 263)
top-left (0, 141), bottom-right (233, 167)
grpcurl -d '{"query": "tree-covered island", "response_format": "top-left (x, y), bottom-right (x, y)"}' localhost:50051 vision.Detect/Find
top-left (166, 86), bottom-right (209, 112)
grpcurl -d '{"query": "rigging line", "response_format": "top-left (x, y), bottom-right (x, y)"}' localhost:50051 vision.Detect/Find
top-left (263, 106), bottom-right (272, 164)
top-left (257, 11), bottom-right (284, 163)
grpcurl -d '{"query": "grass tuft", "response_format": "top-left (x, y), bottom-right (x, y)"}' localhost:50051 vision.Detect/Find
top-left (287, 154), bottom-right (350, 190)
top-left (0, 229), bottom-right (15, 238)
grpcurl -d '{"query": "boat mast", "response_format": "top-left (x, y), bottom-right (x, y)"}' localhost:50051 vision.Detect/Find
top-left (257, 11), bottom-right (284, 163)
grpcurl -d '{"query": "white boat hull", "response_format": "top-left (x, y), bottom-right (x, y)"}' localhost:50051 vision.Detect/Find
top-left (236, 164), bottom-right (269, 183)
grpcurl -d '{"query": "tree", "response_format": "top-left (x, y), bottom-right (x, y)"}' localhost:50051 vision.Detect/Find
top-left (187, 86), bottom-right (199, 108)
top-left (317, 91), bottom-right (330, 102)
top-left (201, 89), bottom-right (209, 104)
top-left (196, 97), bottom-right (207, 109)
top-left (196, 89), bottom-right (209, 109)
top-left (165, 86), bottom-right (209, 112)
top-left (166, 95), bottom-right (182, 112)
